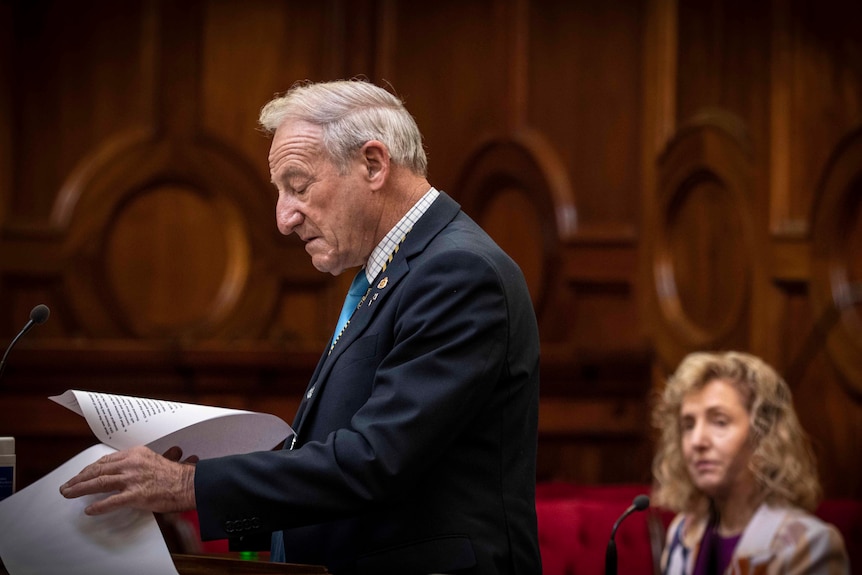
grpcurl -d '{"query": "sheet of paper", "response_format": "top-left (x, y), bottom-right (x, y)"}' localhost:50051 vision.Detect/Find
top-left (49, 389), bottom-right (293, 458)
top-left (0, 390), bottom-right (294, 574)
top-left (0, 444), bottom-right (179, 575)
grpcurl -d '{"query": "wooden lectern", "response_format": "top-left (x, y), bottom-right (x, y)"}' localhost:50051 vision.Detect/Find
top-left (0, 554), bottom-right (329, 575)
top-left (173, 554), bottom-right (329, 574)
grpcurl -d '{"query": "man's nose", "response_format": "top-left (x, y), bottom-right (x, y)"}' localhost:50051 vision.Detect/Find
top-left (276, 196), bottom-right (303, 235)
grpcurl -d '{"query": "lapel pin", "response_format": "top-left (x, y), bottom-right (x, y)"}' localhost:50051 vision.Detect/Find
top-left (377, 277), bottom-right (389, 289)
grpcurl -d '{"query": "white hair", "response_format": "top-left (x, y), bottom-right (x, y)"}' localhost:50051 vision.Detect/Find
top-left (259, 79), bottom-right (428, 176)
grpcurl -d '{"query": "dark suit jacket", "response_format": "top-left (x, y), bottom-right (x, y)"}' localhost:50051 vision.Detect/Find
top-left (195, 192), bottom-right (541, 575)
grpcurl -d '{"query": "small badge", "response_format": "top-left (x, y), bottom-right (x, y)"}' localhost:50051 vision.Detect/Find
top-left (377, 277), bottom-right (389, 289)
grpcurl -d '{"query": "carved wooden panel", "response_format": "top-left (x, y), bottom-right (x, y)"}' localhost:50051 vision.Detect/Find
top-left (0, 0), bottom-right (860, 498)
top-left (1, 0), bottom-right (338, 351)
top-left (645, 0), bottom-right (862, 499)
top-left (457, 132), bottom-right (574, 321)
top-left (381, 0), bottom-right (508, 195)
top-left (810, 129), bottom-right (862, 398)
top-left (527, 0), bottom-right (644, 234)
top-left (647, 113), bottom-right (754, 366)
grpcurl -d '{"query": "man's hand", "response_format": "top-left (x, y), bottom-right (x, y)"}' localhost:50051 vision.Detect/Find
top-left (59, 445), bottom-right (197, 516)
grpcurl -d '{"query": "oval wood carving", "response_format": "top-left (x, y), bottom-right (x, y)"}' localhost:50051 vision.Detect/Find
top-left (103, 184), bottom-right (249, 337)
top-left (811, 128), bottom-right (862, 398)
top-left (650, 112), bottom-right (754, 364)
top-left (55, 135), bottom-right (277, 340)
top-left (456, 130), bottom-right (576, 317)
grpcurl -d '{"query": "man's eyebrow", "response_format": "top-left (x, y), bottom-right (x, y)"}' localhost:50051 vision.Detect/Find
top-left (272, 167), bottom-right (311, 187)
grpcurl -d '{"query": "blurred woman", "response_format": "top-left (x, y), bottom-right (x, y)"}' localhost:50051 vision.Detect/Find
top-left (651, 351), bottom-right (848, 574)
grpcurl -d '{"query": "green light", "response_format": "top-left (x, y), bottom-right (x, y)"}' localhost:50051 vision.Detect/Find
top-left (239, 551), bottom-right (259, 561)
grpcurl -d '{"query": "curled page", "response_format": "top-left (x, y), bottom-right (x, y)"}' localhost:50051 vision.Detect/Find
top-left (0, 391), bottom-right (294, 575)
top-left (0, 445), bottom-right (179, 575)
top-left (49, 389), bottom-right (294, 458)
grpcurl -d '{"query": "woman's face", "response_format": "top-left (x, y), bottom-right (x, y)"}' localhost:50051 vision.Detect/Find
top-left (680, 378), bottom-right (756, 501)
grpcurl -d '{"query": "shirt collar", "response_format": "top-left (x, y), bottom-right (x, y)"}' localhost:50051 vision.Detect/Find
top-left (364, 187), bottom-right (439, 282)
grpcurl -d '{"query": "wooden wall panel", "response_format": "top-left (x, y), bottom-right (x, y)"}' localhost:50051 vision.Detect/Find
top-left (643, 0), bottom-right (862, 498)
top-left (782, 0), bottom-right (862, 228)
top-left (528, 0), bottom-right (644, 233)
top-left (200, 0), bottom-right (335, 166)
top-left (0, 0), bottom-right (860, 500)
top-left (0, 1), bottom-right (12, 226)
top-left (383, 0), bottom-right (509, 193)
top-left (9, 1), bottom-right (152, 221)
top-left (675, 0), bottom-right (771, 144)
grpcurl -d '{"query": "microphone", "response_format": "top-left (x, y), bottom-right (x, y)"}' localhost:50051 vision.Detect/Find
top-left (0, 304), bottom-right (50, 380)
top-left (605, 494), bottom-right (650, 575)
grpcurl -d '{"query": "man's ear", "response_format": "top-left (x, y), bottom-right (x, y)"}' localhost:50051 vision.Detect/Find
top-left (361, 140), bottom-right (389, 189)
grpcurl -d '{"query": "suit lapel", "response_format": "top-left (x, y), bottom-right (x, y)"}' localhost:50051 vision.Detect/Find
top-left (292, 256), bottom-right (410, 435)
top-left (733, 503), bottom-right (786, 565)
top-left (291, 192), bottom-right (462, 440)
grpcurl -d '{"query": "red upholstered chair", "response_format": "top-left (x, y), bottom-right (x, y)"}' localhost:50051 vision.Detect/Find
top-left (536, 483), bottom-right (862, 575)
top-left (163, 486), bottom-right (862, 572)
top-left (536, 483), bottom-right (674, 575)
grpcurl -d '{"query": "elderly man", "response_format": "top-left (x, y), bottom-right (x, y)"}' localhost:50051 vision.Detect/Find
top-left (61, 79), bottom-right (541, 575)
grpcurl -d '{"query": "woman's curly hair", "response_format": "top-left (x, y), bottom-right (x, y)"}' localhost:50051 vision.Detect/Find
top-left (651, 351), bottom-right (821, 516)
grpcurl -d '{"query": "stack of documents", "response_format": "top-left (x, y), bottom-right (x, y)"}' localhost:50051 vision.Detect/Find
top-left (0, 390), bottom-right (293, 575)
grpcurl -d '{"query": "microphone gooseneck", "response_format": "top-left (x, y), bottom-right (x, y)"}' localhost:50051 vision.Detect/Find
top-left (0, 304), bottom-right (51, 380)
top-left (605, 494), bottom-right (650, 575)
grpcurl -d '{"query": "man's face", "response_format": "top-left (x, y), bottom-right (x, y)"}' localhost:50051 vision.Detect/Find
top-left (680, 378), bottom-right (756, 501)
top-left (269, 119), bottom-right (377, 276)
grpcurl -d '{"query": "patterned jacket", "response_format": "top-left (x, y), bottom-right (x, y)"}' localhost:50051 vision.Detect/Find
top-left (661, 502), bottom-right (849, 574)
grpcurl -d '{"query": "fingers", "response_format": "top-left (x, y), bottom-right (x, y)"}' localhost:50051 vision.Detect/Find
top-left (59, 449), bottom-right (136, 504)
top-left (80, 490), bottom-right (135, 516)
top-left (162, 445), bottom-right (183, 462)
top-left (59, 445), bottom-right (197, 515)
top-left (162, 446), bottom-right (198, 465)
top-left (60, 451), bottom-right (126, 493)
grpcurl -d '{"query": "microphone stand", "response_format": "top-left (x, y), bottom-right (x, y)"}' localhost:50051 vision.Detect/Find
top-left (0, 304), bottom-right (50, 381)
top-left (605, 494), bottom-right (650, 575)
